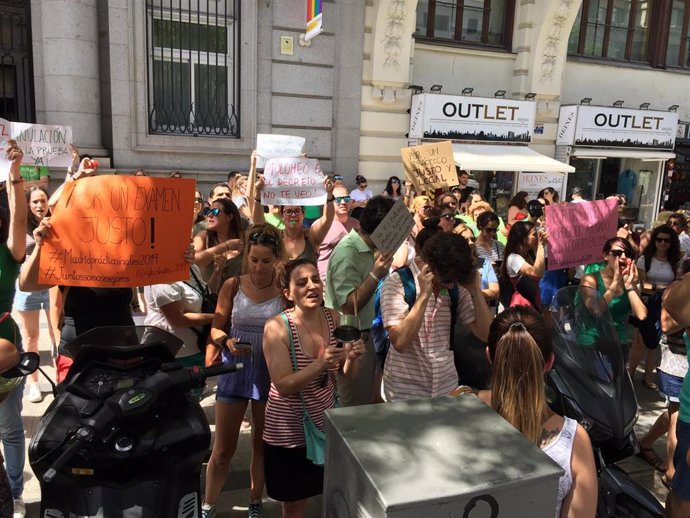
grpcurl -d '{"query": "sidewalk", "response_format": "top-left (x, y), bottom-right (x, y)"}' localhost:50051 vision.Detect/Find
top-left (15, 312), bottom-right (666, 517)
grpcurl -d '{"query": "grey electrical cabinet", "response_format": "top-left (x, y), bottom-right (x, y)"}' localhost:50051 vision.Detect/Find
top-left (323, 395), bottom-right (564, 518)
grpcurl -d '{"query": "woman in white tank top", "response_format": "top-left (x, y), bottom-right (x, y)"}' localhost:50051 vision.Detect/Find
top-left (478, 306), bottom-right (597, 518)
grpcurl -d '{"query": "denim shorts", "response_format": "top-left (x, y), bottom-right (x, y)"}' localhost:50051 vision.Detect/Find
top-left (13, 287), bottom-right (49, 312)
top-left (657, 370), bottom-right (684, 403)
top-left (671, 419), bottom-right (690, 501)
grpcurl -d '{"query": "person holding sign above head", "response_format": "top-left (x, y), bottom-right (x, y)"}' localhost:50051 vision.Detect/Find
top-left (193, 198), bottom-right (244, 294)
top-left (0, 139), bottom-right (29, 516)
top-left (251, 174), bottom-right (335, 263)
top-left (325, 196), bottom-right (395, 406)
top-left (500, 221), bottom-right (547, 311)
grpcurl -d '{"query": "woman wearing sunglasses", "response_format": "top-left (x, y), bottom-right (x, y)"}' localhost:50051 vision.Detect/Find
top-left (475, 211), bottom-right (505, 266)
top-left (193, 198), bottom-right (244, 293)
top-left (629, 225), bottom-right (680, 394)
top-left (382, 175), bottom-right (403, 201)
top-left (203, 224), bottom-right (286, 518)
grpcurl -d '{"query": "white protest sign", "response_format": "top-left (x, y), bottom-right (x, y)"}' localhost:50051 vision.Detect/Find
top-left (261, 157), bottom-right (326, 206)
top-left (0, 118), bottom-right (73, 172)
top-left (516, 172), bottom-right (565, 201)
top-left (256, 134), bottom-right (306, 168)
top-left (370, 198), bottom-right (415, 253)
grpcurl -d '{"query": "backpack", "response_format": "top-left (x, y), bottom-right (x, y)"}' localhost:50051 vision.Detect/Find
top-left (371, 266), bottom-right (459, 364)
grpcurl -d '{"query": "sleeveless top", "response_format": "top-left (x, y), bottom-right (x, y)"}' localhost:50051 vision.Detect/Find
top-left (595, 270), bottom-right (632, 344)
top-left (217, 288), bottom-right (283, 400)
top-left (287, 229), bottom-right (317, 263)
top-left (542, 417), bottom-right (577, 518)
top-left (263, 308), bottom-right (338, 448)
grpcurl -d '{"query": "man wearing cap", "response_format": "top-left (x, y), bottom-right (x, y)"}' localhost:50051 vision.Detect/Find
top-left (570, 187), bottom-right (586, 203)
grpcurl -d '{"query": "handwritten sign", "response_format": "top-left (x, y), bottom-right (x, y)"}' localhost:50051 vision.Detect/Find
top-left (261, 157), bottom-right (326, 206)
top-left (40, 176), bottom-right (195, 287)
top-left (401, 140), bottom-right (458, 192)
top-left (545, 199), bottom-right (618, 270)
top-left (256, 133), bottom-right (306, 168)
top-left (370, 198), bottom-right (415, 253)
top-left (0, 118), bottom-right (72, 172)
top-left (516, 172), bottom-right (565, 201)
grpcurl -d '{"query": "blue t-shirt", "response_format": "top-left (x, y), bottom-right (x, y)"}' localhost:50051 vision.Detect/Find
top-left (480, 260), bottom-right (497, 291)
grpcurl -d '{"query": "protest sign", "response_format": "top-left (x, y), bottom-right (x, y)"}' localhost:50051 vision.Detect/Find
top-left (261, 157), bottom-right (326, 206)
top-left (0, 118), bottom-right (72, 177)
top-left (370, 198), bottom-right (415, 253)
top-left (256, 134), bottom-right (306, 168)
top-left (401, 140), bottom-right (458, 192)
top-left (545, 199), bottom-right (618, 270)
top-left (40, 176), bottom-right (195, 287)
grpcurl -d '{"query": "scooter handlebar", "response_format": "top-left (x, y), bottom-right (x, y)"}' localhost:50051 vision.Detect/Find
top-left (199, 362), bottom-right (243, 380)
top-left (43, 427), bottom-right (95, 483)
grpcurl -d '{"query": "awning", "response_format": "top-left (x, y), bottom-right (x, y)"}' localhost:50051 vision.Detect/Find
top-left (571, 148), bottom-right (676, 161)
top-left (452, 144), bottom-right (575, 173)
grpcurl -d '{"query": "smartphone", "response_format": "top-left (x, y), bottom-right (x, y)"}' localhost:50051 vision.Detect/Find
top-left (475, 257), bottom-right (486, 269)
top-left (234, 342), bottom-right (252, 352)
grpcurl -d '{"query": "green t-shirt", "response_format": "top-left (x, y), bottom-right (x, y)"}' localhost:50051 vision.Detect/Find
top-left (680, 333), bottom-right (690, 423)
top-left (19, 165), bottom-right (49, 182)
top-left (325, 229), bottom-right (375, 328)
top-left (265, 213), bottom-right (285, 230)
top-left (303, 205), bottom-right (321, 220)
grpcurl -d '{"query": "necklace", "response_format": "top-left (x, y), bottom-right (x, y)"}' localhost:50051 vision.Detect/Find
top-left (249, 271), bottom-right (275, 290)
top-left (295, 310), bottom-right (326, 353)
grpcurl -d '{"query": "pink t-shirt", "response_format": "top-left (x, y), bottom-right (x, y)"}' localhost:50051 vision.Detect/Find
top-left (317, 217), bottom-right (360, 286)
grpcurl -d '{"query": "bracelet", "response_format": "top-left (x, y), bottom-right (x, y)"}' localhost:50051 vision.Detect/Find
top-left (254, 197), bottom-right (262, 203)
top-left (327, 196), bottom-right (335, 202)
top-left (225, 241), bottom-right (230, 252)
top-left (215, 335), bottom-right (228, 349)
top-left (10, 178), bottom-right (23, 185)
top-left (652, 283), bottom-right (658, 291)
top-left (625, 286), bottom-right (635, 293)
top-left (368, 271), bottom-right (380, 282)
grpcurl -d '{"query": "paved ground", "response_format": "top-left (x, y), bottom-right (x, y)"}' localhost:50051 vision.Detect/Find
top-left (13, 312), bottom-right (669, 517)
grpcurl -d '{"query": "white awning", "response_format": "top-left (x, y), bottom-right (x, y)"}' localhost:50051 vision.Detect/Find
top-left (452, 144), bottom-right (575, 173)
top-left (571, 148), bottom-right (676, 161)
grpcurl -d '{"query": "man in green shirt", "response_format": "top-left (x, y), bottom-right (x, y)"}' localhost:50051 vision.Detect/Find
top-left (325, 196), bottom-right (394, 406)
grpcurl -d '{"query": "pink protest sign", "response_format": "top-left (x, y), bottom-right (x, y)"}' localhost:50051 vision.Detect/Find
top-left (545, 199), bottom-right (618, 270)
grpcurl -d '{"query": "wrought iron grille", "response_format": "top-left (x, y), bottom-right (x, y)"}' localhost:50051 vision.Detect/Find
top-left (145, 0), bottom-right (240, 137)
top-left (0, 0), bottom-right (34, 122)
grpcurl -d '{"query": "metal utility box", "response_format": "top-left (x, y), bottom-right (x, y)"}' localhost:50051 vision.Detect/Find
top-left (323, 395), bottom-right (563, 518)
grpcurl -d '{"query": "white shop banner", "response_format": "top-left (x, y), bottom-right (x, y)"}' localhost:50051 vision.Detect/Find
top-left (408, 93), bottom-right (536, 143)
top-left (516, 172), bottom-right (566, 202)
top-left (556, 105), bottom-right (678, 149)
top-left (261, 157), bottom-right (326, 206)
top-left (256, 134), bottom-right (306, 168)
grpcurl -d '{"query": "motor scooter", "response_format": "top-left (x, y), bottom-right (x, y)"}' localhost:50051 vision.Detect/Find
top-left (547, 286), bottom-right (664, 518)
top-left (27, 326), bottom-right (242, 518)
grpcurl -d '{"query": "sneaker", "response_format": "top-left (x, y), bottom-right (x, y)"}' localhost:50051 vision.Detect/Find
top-left (27, 382), bottom-right (42, 403)
top-left (13, 498), bottom-right (26, 518)
top-left (248, 501), bottom-right (262, 518)
top-left (201, 503), bottom-right (216, 518)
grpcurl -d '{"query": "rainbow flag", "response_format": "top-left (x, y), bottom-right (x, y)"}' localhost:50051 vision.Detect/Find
top-left (305, 0), bottom-right (323, 42)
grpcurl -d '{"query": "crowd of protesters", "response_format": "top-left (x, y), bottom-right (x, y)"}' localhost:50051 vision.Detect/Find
top-left (0, 143), bottom-right (688, 518)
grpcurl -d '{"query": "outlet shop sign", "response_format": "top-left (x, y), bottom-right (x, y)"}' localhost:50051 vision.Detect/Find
top-left (556, 105), bottom-right (679, 150)
top-left (408, 93), bottom-right (536, 144)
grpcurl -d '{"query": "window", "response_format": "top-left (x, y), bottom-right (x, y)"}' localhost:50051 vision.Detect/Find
top-left (568, 0), bottom-right (649, 62)
top-left (146, 0), bottom-right (240, 137)
top-left (415, 0), bottom-right (514, 49)
top-left (0, 1), bottom-right (34, 122)
top-left (666, 0), bottom-right (690, 67)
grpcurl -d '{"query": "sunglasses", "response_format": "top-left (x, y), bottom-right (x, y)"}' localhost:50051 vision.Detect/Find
top-left (249, 231), bottom-right (279, 247)
top-left (283, 208), bottom-right (303, 216)
top-left (391, 179), bottom-right (400, 184)
top-left (656, 237), bottom-right (671, 243)
top-left (204, 207), bottom-right (222, 217)
top-left (333, 175), bottom-right (343, 180)
top-left (422, 206), bottom-right (433, 212)
top-left (483, 227), bottom-right (498, 234)
top-left (334, 196), bottom-right (351, 204)
top-left (608, 250), bottom-right (626, 258)
top-left (669, 221), bottom-right (683, 227)
top-left (195, 197), bottom-right (203, 203)
top-left (440, 213), bottom-right (454, 221)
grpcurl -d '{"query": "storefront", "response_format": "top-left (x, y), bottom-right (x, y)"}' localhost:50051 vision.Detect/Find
top-left (661, 121), bottom-right (690, 213)
top-left (556, 105), bottom-right (678, 227)
top-left (408, 93), bottom-right (574, 218)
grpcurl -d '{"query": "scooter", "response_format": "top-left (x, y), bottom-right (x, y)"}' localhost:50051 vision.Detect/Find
top-left (547, 286), bottom-right (664, 518)
top-left (27, 326), bottom-right (242, 518)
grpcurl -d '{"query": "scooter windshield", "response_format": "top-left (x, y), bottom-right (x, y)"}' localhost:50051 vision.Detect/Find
top-left (550, 286), bottom-right (622, 385)
top-left (61, 326), bottom-right (183, 360)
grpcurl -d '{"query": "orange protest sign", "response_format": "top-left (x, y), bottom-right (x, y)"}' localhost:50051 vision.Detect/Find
top-left (39, 176), bottom-right (196, 287)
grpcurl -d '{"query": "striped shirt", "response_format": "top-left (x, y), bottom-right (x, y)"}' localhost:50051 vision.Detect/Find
top-left (381, 272), bottom-right (475, 401)
top-left (263, 308), bottom-right (339, 448)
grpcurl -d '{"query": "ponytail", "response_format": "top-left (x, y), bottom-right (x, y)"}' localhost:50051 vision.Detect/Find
top-left (488, 307), bottom-right (551, 445)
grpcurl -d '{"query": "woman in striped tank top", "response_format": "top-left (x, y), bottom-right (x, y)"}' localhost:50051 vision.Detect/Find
top-left (262, 258), bottom-right (364, 517)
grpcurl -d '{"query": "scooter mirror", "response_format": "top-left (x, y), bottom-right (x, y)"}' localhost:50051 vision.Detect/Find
top-left (1, 352), bottom-right (40, 378)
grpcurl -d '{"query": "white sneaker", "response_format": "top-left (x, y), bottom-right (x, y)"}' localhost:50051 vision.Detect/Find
top-left (27, 382), bottom-right (42, 403)
top-left (13, 498), bottom-right (26, 518)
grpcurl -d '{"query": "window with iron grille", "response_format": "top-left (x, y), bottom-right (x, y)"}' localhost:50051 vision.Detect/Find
top-left (145, 0), bottom-right (240, 137)
top-left (0, 0), bottom-right (34, 123)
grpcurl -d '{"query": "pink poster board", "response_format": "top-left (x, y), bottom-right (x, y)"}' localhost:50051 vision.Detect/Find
top-left (545, 199), bottom-right (618, 270)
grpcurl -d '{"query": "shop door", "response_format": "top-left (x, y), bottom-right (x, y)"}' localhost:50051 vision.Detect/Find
top-left (0, 0), bottom-right (34, 122)
top-left (567, 158), bottom-right (599, 201)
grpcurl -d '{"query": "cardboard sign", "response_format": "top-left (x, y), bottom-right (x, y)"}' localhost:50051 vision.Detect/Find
top-left (401, 140), bottom-right (458, 192)
top-left (370, 198), bottom-right (415, 253)
top-left (256, 134), bottom-right (306, 168)
top-left (545, 199), bottom-right (618, 270)
top-left (0, 119), bottom-right (72, 181)
top-left (40, 176), bottom-right (195, 287)
top-left (261, 157), bottom-right (326, 206)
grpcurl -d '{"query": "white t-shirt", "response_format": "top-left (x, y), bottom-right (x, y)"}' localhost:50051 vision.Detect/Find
top-left (679, 232), bottom-right (690, 255)
top-left (636, 256), bottom-right (675, 285)
top-left (350, 188), bottom-right (373, 202)
top-left (144, 272), bottom-right (205, 358)
top-left (506, 253), bottom-right (526, 278)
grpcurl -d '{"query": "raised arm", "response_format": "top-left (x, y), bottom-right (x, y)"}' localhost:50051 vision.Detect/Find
top-left (307, 177), bottom-right (335, 250)
top-left (18, 218), bottom-right (55, 292)
top-left (6, 141), bottom-right (27, 262)
top-left (385, 266), bottom-right (433, 353)
top-left (250, 175), bottom-right (266, 225)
